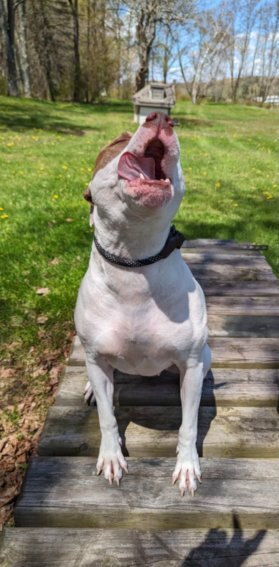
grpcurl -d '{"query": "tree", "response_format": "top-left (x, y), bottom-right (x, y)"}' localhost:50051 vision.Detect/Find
top-left (225, 0), bottom-right (260, 102)
top-left (68, 0), bottom-right (81, 101)
top-left (0, 0), bottom-right (19, 95)
top-left (257, 1), bottom-right (279, 101)
top-left (16, 0), bottom-right (31, 97)
top-left (123, 0), bottom-right (194, 92)
top-left (176, 5), bottom-right (229, 103)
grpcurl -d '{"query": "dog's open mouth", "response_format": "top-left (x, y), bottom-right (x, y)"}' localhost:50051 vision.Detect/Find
top-left (118, 139), bottom-right (170, 187)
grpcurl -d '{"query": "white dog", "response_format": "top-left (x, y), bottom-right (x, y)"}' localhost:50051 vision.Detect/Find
top-left (75, 112), bottom-right (211, 496)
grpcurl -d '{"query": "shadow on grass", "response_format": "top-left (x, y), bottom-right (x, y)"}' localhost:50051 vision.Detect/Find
top-left (0, 98), bottom-right (133, 133)
top-left (175, 116), bottom-right (214, 129)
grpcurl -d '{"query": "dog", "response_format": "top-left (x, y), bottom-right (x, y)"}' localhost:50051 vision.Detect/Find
top-left (75, 112), bottom-right (211, 496)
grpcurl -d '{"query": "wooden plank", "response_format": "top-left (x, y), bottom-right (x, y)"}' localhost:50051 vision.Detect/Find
top-left (69, 336), bottom-right (279, 368)
top-left (185, 254), bottom-right (269, 268)
top-left (208, 314), bottom-right (279, 337)
top-left (208, 338), bottom-right (279, 368)
top-left (182, 239), bottom-right (268, 251)
top-left (2, 527), bottom-right (279, 566)
top-left (14, 457), bottom-right (279, 529)
top-left (185, 253), bottom-right (268, 266)
top-left (38, 405), bottom-right (279, 458)
top-left (189, 264), bottom-right (276, 282)
top-left (203, 281), bottom-right (279, 296)
top-left (184, 247), bottom-right (265, 256)
top-left (56, 367), bottom-right (279, 408)
top-left (206, 296), bottom-right (279, 315)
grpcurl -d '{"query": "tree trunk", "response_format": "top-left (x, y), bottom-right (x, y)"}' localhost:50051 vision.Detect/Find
top-left (39, 0), bottom-right (56, 101)
top-left (17, 0), bottom-right (31, 97)
top-left (0, 0), bottom-right (19, 96)
top-left (68, 0), bottom-right (81, 102)
top-left (135, 6), bottom-right (156, 92)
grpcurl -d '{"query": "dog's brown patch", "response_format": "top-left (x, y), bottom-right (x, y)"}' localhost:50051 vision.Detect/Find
top-left (93, 132), bottom-right (132, 176)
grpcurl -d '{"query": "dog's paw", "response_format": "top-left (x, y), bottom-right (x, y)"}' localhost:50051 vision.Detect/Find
top-left (172, 446), bottom-right (201, 496)
top-left (84, 381), bottom-right (96, 406)
top-left (96, 437), bottom-right (128, 486)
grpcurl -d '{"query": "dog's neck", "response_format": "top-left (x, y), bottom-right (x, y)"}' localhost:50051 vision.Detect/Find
top-left (93, 212), bottom-right (173, 261)
top-left (93, 225), bottom-right (184, 268)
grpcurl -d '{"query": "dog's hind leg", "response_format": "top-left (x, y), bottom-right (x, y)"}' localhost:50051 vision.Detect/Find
top-left (172, 344), bottom-right (211, 496)
top-left (84, 380), bottom-right (96, 406)
top-left (85, 355), bottom-right (128, 485)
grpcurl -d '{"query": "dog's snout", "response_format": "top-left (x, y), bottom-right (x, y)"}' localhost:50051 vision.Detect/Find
top-left (145, 112), bottom-right (174, 129)
top-left (146, 111), bottom-right (158, 122)
top-left (165, 115), bottom-right (174, 127)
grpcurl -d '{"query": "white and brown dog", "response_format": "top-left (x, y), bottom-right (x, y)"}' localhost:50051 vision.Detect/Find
top-left (75, 112), bottom-right (211, 496)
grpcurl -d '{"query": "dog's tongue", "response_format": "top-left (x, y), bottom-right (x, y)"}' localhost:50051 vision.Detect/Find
top-left (118, 151), bottom-right (155, 181)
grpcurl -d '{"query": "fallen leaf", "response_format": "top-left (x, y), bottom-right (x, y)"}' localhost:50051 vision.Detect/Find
top-left (0, 438), bottom-right (8, 453)
top-left (16, 453), bottom-right (26, 465)
top-left (37, 330), bottom-right (46, 339)
top-left (49, 257), bottom-right (60, 265)
top-left (8, 341), bottom-right (22, 350)
top-left (36, 287), bottom-right (50, 296)
top-left (0, 367), bottom-right (16, 379)
top-left (37, 315), bottom-right (48, 325)
top-left (31, 367), bottom-right (46, 378)
top-left (0, 485), bottom-right (18, 507)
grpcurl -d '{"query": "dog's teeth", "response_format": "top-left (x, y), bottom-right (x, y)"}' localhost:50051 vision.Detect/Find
top-left (139, 173), bottom-right (145, 180)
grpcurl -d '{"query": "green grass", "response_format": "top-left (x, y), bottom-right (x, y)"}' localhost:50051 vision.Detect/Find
top-left (0, 95), bottom-right (278, 371)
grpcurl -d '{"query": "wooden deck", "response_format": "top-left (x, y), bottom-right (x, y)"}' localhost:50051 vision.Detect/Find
top-left (1, 239), bottom-right (279, 566)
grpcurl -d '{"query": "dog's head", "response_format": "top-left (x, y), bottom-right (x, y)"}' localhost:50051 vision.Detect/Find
top-left (84, 112), bottom-right (185, 228)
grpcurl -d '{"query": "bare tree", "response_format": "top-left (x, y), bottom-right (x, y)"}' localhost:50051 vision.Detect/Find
top-left (68, 0), bottom-right (81, 101)
top-left (257, 1), bottom-right (279, 101)
top-left (0, 0), bottom-right (19, 95)
top-left (16, 0), bottom-right (31, 97)
top-left (176, 6), bottom-right (229, 103)
top-left (225, 0), bottom-right (260, 102)
top-left (123, 0), bottom-right (194, 92)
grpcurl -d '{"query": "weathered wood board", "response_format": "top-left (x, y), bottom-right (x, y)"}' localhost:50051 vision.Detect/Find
top-left (206, 296), bottom-right (279, 315)
top-left (202, 281), bottom-right (279, 296)
top-left (2, 527), bottom-right (279, 566)
top-left (181, 239), bottom-right (268, 250)
top-left (54, 366), bottom-right (279, 408)
top-left (14, 457), bottom-right (279, 530)
top-left (68, 335), bottom-right (279, 368)
top-left (38, 405), bottom-right (279, 458)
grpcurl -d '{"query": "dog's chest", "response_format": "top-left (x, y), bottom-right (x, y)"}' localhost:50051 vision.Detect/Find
top-left (96, 309), bottom-right (189, 375)
top-left (91, 288), bottom-right (197, 375)
top-left (76, 254), bottom-right (207, 375)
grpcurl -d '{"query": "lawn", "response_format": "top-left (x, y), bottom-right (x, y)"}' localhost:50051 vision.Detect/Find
top-left (0, 95), bottom-right (278, 523)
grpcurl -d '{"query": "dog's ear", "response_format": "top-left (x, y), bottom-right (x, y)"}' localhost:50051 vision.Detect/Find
top-left (83, 132), bottom-right (132, 227)
top-left (93, 132), bottom-right (133, 176)
top-left (83, 186), bottom-right (94, 227)
top-left (83, 186), bottom-right (93, 204)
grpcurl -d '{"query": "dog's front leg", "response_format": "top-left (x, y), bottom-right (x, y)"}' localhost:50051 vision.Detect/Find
top-left (173, 344), bottom-right (211, 496)
top-left (86, 356), bottom-right (128, 485)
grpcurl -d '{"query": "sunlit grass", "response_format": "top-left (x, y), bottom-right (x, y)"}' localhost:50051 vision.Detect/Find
top-left (0, 95), bottom-right (278, 365)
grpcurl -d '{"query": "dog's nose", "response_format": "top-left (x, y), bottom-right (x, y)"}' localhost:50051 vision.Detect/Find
top-left (165, 115), bottom-right (174, 127)
top-left (145, 111), bottom-right (158, 122)
top-left (145, 112), bottom-right (174, 128)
